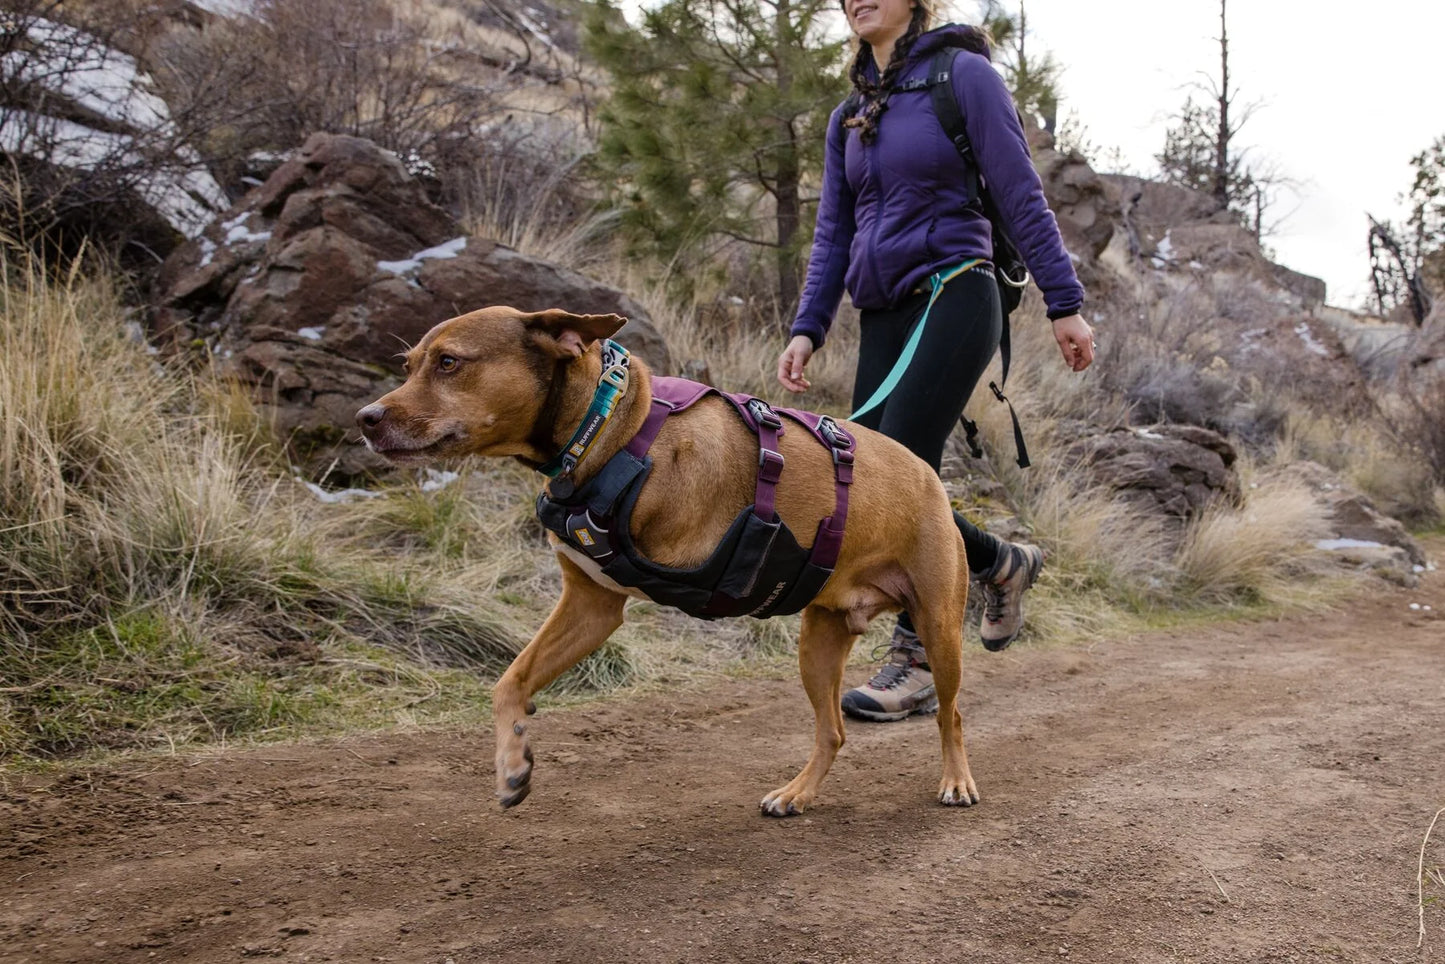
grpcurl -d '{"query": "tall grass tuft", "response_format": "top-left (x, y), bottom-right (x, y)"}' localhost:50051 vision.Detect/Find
top-left (1172, 469), bottom-right (1332, 606)
top-left (0, 255), bottom-right (636, 762)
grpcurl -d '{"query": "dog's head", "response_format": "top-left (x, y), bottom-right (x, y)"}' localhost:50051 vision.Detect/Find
top-left (355, 306), bottom-right (627, 464)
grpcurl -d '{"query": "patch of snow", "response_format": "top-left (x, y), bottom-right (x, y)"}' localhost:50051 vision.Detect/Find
top-left (5, 18), bottom-right (170, 130)
top-left (1408, 603), bottom-right (1433, 612)
top-left (378, 257), bottom-right (423, 275)
top-left (298, 479), bottom-right (382, 504)
top-left (297, 327), bottom-right (325, 341)
top-left (1132, 428), bottom-right (1166, 440)
top-left (416, 237), bottom-right (467, 260)
top-left (189, 0), bottom-right (258, 17)
top-left (400, 151), bottom-right (437, 179)
top-left (1314, 538), bottom-right (1386, 552)
top-left (1155, 231), bottom-right (1174, 261)
top-left (0, 110), bottom-right (226, 238)
top-left (378, 236), bottom-right (467, 275)
top-left (421, 469), bottom-right (460, 492)
top-left (219, 211), bottom-right (271, 245)
top-left (1293, 322), bottom-right (1330, 357)
top-left (197, 237), bottom-right (217, 268)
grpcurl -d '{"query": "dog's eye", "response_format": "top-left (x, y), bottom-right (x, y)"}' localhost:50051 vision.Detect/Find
top-left (437, 355), bottom-right (459, 373)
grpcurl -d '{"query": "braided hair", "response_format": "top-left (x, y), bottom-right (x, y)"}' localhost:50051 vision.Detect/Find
top-left (844, 10), bottom-right (992, 146)
top-left (844, 5), bottom-right (928, 145)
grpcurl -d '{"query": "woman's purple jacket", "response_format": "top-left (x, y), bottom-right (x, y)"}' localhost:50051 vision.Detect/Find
top-left (791, 24), bottom-right (1085, 349)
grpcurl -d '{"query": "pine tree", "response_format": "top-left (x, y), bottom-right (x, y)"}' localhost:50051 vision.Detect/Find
top-left (1370, 134), bottom-right (1445, 322)
top-left (1406, 135), bottom-right (1445, 302)
top-left (584, 0), bottom-right (848, 317)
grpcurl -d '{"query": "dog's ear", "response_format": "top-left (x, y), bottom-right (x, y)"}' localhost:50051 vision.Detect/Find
top-left (525, 309), bottom-right (628, 359)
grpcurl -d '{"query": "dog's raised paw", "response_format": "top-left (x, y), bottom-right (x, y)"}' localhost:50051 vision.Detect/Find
top-left (497, 747), bottom-right (534, 808)
top-left (498, 782), bottom-right (532, 808)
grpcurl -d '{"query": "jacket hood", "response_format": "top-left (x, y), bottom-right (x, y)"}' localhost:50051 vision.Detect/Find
top-left (907, 23), bottom-right (991, 66)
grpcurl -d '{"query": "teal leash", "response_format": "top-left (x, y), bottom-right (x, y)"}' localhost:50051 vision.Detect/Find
top-left (847, 258), bottom-right (983, 422)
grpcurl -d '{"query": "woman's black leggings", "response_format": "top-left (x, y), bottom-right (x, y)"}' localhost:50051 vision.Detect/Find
top-left (850, 265), bottom-right (1005, 603)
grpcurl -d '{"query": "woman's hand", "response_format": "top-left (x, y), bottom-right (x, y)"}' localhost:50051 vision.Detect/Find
top-left (1051, 314), bottom-right (1096, 372)
top-left (776, 335), bottom-right (815, 393)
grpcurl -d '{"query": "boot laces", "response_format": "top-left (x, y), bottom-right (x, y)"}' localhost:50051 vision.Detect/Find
top-left (865, 642), bottom-right (923, 691)
top-left (982, 580), bottom-right (1009, 622)
top-left (980, 548), bottom-right (1019, 623)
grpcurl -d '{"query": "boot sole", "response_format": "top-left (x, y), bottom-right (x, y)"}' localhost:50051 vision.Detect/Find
top-left (841, 698), bottom-right (940, 723)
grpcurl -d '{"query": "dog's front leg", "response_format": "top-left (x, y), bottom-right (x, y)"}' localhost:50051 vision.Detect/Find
top-left (493, 554), bottom-right (627, 808)
top-left (761, 605), bottom-right (856, 817)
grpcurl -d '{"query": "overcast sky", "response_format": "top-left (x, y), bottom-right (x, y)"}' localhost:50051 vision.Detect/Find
top-left (997, 0), bottom-right (1445, 310)
top-left (621, 0), bottom-right (1443, 310)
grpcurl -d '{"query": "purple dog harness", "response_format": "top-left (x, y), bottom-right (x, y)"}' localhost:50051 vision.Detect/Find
top-left (536, 376), bottom-right (857, 619)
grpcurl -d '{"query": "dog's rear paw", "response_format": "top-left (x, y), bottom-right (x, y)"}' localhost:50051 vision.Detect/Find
top-left (937, 780), bottom-right (979, 807)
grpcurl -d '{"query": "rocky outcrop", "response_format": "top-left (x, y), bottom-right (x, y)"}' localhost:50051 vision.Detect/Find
top-left (151, 133), bottom-right (669, 479)
top-left (1066, 424), bottom-right (1241, 522)
top-left (1263, 461), bottom-right (1428, 586)
top-left (1035, 147), bottom-right (1120, 265)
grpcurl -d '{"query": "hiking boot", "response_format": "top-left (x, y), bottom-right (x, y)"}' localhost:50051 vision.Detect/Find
top-left (840, 626), bottom-right (938, 722)
top-left (977, 542), bottom-right (1045, 652)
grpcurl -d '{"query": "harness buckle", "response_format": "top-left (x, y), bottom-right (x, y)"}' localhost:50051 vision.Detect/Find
top-left (816, 416), bottom-right (853, 452)
top-left (746, 397), bottom-right (783, 431)
top-left (758, 447), bottom-right (785, 483)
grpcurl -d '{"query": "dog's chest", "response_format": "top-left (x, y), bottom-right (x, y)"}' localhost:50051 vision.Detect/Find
top-left (552, 539), bottom-right (657, 602)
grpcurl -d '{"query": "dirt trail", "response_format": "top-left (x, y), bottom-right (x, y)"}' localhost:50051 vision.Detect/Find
top-left (3, 555), bottom-right (1444, 964)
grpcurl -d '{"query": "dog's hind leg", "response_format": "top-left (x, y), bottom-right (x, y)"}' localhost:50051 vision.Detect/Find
top-left (914, 568), bottom-right (979, 807)
top-left (760, 605), bottom-right (856, 817)
top-left (492, 553), bottom-right (627, 809)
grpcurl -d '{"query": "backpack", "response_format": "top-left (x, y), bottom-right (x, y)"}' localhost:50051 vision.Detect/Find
top-left (841, 43), bottom-right (1034, 467)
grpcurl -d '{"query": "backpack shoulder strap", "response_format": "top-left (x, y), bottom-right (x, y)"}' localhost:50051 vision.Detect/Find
top-left (926, 47), bottom-right (980, 204)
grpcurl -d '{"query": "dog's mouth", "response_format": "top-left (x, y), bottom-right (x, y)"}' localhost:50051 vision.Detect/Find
top-left (363, 430), bottom-right (464, 463)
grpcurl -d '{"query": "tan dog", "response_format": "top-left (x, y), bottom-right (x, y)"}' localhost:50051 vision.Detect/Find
top-left (356, 306), bottom-right (978, 816)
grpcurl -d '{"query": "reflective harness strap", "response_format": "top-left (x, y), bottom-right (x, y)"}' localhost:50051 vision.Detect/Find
top-left (847, 257), bottom-right (985, 422)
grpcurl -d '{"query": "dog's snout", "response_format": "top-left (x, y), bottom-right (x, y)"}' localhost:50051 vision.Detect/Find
top-left (356, 402), bottom-right (387, 431)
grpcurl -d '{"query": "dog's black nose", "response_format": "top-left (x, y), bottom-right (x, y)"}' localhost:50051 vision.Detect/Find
top-left (356, 402), bottom-right (387, 431)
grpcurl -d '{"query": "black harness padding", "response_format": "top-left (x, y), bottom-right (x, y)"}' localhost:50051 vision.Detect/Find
top-left (536, 377), bottom-right (856, 620)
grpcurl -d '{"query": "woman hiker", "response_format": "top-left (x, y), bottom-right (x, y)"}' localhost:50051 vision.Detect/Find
top-left (775, 0), bottom-right (1095, 722)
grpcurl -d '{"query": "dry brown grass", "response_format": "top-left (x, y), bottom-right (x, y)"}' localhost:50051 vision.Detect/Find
top-left (0, 255), bottom-right (633, 762)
